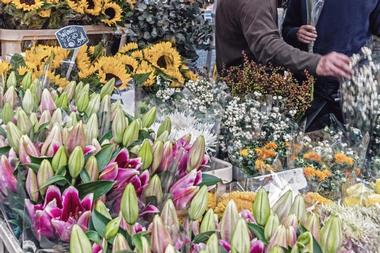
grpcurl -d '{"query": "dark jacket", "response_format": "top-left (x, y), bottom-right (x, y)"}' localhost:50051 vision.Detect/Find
top-left (282, 0), bottom-right (380, 56)
top-left (215, 0), bottom-right (321, 74)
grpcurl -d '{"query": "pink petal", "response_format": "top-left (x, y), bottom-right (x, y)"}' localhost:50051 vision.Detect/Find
top-left (61, 186), bottom-right (83, 221)
top-left (92, 243), bottom-right (102, 253)
top-left (99, 162), bottom-right (118, 181)
top-left (220, 240), bottom-right (231, 252)
top-left (81, 193), bottom-right (94, 211)
top-left (140, 204), bottom-right (159, 217)
top-left (44, 200), bottom-right (62, 218)
top-left (77, 210), bottom-right (91, 230)
top-left (25, 199), bottom-right (36, 219)
top-left (44, 186), bottom-right (62, 208)
top-left (172, 186), bottom-right (199, 210)
top-left (84, 145), bottom-right (97, 156)
top-left (35, 210), bottom-right (55, 240)
top-left (128, 158), bottom-right (143, 170)
top-left (132, 223), bottom-right (145, 234)
top-left (51, 219), bottom-right (74, 242)
top-left (240, 209), bottom-right (256, 223)
top-left (113, 149), bottom-right (129, 167)
top-left (0, 156), bottom-right (17, 192)
top-left (139, 170), bottom-right (150, 189)
top-left (250, 239), bottom-right (265, 253)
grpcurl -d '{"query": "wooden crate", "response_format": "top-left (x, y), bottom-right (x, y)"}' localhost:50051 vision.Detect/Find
top-left (0, 25), bottom-right (115, 56)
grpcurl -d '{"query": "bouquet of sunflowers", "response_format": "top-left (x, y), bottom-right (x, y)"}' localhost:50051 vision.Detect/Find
top-left (0, 0), bottom-right (134, 29)
top-left (5, 41), bottom-right (196, 90)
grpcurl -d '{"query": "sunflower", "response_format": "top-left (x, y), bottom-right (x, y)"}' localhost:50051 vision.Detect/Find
top-left (131, 50), bottom-right (143, 59)
top-left (38, 9), bottom-right (51, 18)
top-left (0, 61), bottom-right (10, 75)
top-left (66, 0), bottom-right (87, 14)
top-left (77, 46), bottom-right (96, 78)
top-left (117, 55), bottom-right (139, 73)
top-left (46, 0), bottom-right (59, 3)
top-left (84, 0), bottom-right (102, 16)
top-left (101, 2), bottom-right (122, 26)
top-left (136, 60), bottom-right (156, 86)
top-left (181, 65), bottom-right (198, 81)
top-left (118, 42), bottom-right (139, 54)
top-left (24, 45), bottom-right (69, 74)
top-left (13, 0), bottom-right (43, 11)
top-left (143, 42), bottom-right (182, 71)
top-left (96, 57), bottom-right (131, 90)
top-left (47, 71), bottom-right (69, 88)
top-left (1, 0), bottom-right (12, 4)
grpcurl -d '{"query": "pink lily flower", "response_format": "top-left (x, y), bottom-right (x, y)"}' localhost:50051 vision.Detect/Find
top-left (170, 169), bottom-right (202, 209)
top-left (99, 149), bottom-right (150, 213)
top-left (25, 186), bottom-right (93, 242)
top-left (0, 155), bottom-right (17, 199)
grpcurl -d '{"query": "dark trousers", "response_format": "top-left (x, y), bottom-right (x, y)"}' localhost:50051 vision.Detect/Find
top-left (304, 78), bottom-right (344, 132)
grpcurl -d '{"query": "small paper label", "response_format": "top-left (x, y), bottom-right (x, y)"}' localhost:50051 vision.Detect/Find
top-left (55, 25), bottom-right (89, 49)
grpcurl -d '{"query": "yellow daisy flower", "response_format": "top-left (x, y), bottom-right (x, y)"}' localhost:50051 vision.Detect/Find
top-left (13, 0), bottom-right (43, 11)
top-left (240, 148), bottom-right (249, 158)
top-left (334, 152), bottom-right (354, 166)
top-left (18, 66), bottom-right (29, 76)
top-left (101, 2), bottom-right (122, 26)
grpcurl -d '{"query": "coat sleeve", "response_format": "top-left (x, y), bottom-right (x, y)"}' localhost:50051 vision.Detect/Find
top-left (282, 0), bottom-right (308, 51)
top-left (370, 0), bottom-right (380, 36)
top-left (240, 0), bottom-right (321, 74)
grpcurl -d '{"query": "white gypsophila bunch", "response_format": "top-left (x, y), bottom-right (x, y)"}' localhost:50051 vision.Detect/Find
top-left (342, 47), bottom-right (380, 133)
top-left (153, 111), bottom-right (218, 152)
top-left (321, 204), bottom-right (380, 253)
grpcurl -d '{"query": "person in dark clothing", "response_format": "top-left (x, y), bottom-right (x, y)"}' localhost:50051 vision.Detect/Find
top-left (282, 0), bottom-right (380, 131)
top-left (215, 0), bottom-right (352, 79)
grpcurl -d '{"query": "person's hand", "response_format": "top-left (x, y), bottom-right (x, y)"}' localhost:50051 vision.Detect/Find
top-left (316, 52), bottom-right (352, 79)
top-left (297, 25), bottom-right (317, 44)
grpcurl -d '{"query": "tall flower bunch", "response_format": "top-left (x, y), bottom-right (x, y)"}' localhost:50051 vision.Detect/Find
top-left (220, 93), bottom-right (298, 176)
top-left (0, 70), bottom-right (209, 248)
top-left (0, 0), bottom-right (134, 29)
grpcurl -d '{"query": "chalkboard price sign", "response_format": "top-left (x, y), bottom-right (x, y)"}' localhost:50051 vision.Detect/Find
top-left (55, 25), bottom-right (89, 49)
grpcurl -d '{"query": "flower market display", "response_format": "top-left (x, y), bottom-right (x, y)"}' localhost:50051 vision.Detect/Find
top-left (0, 1), bottom-right (380, 252)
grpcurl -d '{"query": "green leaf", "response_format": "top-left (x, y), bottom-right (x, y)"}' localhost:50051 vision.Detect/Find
top-left (30, 155), bottom-right (49, 165)
top-left (77, 181), bottom-right (114, 200)
top-left (86, 230), bottom-right (101, 244)
top-left (100, 131), bottom-right (113, 143)
top-left (0, 127), bottom-right (7, 137)
top-left (199, 173), bottom-right (221, 187)
top-left (96, 144), bottom-right (114, 172)
top-left (0, 146), bottom-right (11, 156)
top-left (10, 54), bottom-right (25, 70)
top-left (91, 209), bottom-right (111, 237)
top-left (248, 223), bottom-right (268, 244)
top-left (80, 169), bottom-right (91, 184)
top-left (27, 163), bottom-right (41, 173)
top-left (313, 235), bottom-right (323, 253)
top-left (39, 175), bottom-right (69, 190)
top-left (192, 231), bottom-right (215, 243)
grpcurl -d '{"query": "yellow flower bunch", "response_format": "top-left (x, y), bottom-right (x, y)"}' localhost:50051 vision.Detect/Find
top-left (240, 148), bottom-right (250, 158)
top-left (304, 192), bottom-right (333, 206)
top-left (334, 152), bottom-right (354, 166)
top-left (209, 191), bottom-right (256, 217)
top-left (303, 151), bottom-right (322, 163)
top-left (303, 166), bottom-right (332, 182)
top-left (13, 0), bottom-right (43, 12)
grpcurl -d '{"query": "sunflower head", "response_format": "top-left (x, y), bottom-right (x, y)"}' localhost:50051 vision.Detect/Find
top-left (96, 57), bottom-right (131, 90)
top-left (101, 2), bottom-right (122, 26)
top-left (13, 0), bottom-right (43, 11)
top-left (84, 0), bottom-right (102, 16)
top-left (117, 55), bottom-right (139, 73)
top-left (66, 0), bottom-right (87, 14)
top-left (38, 8), bottom-right (52, 18)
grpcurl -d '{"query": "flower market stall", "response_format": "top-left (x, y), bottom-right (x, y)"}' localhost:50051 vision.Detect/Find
top-left (0, 0), bottom-right (379, 252)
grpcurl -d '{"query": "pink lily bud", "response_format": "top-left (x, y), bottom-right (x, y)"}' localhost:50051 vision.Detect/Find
top-left (4, 86), bottom-right (17, 108)
top-left (37, 159), bottom-right (54, 196)
top-left (286, 225), bottom-right (297, 247)
top-left (66, 121), bottom-right (86, 154)
top-left (38, 110), bottom-right (51, 129)
top-left (50, 108), bottom-right (63, 128)
top-left (220, 200), bottom-right (239, 242)
top-left (6, 122), bottom-right (22, 153)
top-left (26, 168), bottom-right (39, 202)
top-left (161, 199), bottom-right (180, 242)
top-left (40, 89), bottom-right (57, 113)
top-left (41, 124), bottom-right (62, 157)
top-left (19, 135), bottom-right (40, 164)
top-left (268, 225), bottom-right (287, 249)
top-left (187, 135), bottom-right (206, 172)
top-left (159, 141), bottom-right (173, 172)
top-left (151, 215), bottom-right (173, 253)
